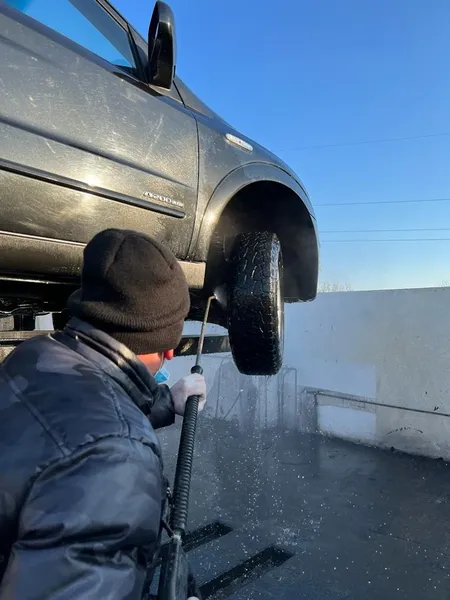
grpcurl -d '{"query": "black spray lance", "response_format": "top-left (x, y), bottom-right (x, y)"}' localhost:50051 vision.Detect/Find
top-left (158, 295), bottom-right (216, 600)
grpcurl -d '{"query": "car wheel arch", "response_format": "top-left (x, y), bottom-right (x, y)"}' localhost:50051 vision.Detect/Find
top-left (193, 164), bottom-right (319, 304)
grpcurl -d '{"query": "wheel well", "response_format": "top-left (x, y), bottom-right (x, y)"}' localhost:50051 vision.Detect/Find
top-left (205, 181), bottom-right (319, 303)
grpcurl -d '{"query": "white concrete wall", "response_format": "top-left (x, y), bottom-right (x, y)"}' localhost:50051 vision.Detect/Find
top-left (281, 288), bottom-right (450, 459)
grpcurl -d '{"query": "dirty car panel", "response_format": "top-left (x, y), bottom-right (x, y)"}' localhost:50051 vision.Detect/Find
top-left (0, 3), bottom-right (198, 262)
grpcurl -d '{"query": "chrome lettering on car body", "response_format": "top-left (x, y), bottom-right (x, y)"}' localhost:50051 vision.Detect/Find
top-left (142, 191), bottom-right (184, 209)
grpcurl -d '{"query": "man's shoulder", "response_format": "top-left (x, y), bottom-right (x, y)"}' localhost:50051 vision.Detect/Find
top-left (1, 333), bottom-right (160, 458)
top-left (3, 332), bottom-right (102, 383)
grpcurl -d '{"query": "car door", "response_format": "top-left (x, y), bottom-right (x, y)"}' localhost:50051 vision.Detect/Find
top-left (0, 0), bottom-right (198, 258)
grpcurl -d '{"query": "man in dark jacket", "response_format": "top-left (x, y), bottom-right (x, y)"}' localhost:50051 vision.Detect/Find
top-left (0, 229), bottom-right (206, 600)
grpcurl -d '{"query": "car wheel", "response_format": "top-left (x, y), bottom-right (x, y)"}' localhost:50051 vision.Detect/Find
top-left (227, 231), bottom-right (284, 376)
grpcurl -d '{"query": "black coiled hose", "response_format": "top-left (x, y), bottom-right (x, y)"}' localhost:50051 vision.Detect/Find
top-left (170, 364), bottom-right (203, 536)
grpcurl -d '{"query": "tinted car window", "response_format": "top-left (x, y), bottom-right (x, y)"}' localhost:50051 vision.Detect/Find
top-left (5, 0), bottom-right (137, 71)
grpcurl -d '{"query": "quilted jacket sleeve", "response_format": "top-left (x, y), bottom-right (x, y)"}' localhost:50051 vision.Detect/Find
top-left (0, 436), bottom-right (164, 600)
top-left (148, 384), bottom-right (175, 430)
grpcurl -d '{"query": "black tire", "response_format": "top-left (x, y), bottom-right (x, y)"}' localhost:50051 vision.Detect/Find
top-left (227, 231), bottom-right (284, 376)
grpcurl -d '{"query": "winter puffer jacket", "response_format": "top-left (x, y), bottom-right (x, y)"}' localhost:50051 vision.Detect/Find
top-left (0, 318), bottom-right (175, 600)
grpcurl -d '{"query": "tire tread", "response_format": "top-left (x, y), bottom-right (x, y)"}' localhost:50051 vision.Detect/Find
top-left (228, 231), bottom-right (283, 375)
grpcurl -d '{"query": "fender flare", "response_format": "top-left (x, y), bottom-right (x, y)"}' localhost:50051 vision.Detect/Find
top-left (190, 162), bottom-right (316, 262)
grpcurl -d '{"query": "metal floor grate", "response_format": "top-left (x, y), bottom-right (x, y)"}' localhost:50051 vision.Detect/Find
top-left (200, 545), bottom-right (294, 599)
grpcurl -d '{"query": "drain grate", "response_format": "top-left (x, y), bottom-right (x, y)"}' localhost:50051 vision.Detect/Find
top-left (182, 521), bottom-right (233, 553)
top-left (200, 545), bottom-right (294, 599)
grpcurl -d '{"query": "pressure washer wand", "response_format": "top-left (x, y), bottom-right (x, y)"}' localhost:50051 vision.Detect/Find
top-left (169, 294), bottom-right (216, 536)
top-left (158, 296), bottom-right (216, 599)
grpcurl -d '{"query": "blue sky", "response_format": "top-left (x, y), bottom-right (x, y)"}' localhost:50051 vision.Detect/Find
top-left (113, 0), bottom-right (450, 291)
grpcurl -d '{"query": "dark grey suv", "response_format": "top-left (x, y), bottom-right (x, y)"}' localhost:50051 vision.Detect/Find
top-left (0, 0), bottom-right (318, 375)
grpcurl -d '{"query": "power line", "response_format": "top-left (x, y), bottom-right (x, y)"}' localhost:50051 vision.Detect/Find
top-left (280, 131), bottom-right (450, 152)
top-left (321, 228), bottom-right (450, 233)
top-left (316, 198), bottom-right (450, 207)
top-left (322, 238), bottom-right (450, 243)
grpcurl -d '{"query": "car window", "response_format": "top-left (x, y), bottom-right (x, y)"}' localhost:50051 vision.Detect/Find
top-left (4, 0), bottom-right (138, 72)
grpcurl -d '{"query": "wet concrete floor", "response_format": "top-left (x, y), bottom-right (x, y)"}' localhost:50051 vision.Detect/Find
top-left (157, 418), bottom-right (450, 599)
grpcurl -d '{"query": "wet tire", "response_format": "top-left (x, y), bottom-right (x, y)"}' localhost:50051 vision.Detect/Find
top-left (227, 231), bottom-right (284, 376)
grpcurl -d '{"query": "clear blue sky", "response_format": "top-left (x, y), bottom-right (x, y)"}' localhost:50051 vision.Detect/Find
top-left (112, 0), bottom-right (450, 291)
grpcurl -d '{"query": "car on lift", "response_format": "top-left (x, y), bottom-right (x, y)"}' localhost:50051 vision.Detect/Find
top-left (0, 0), bottom-right (319, 375)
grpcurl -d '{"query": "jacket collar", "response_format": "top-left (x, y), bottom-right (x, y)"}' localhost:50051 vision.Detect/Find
top-left (56, 317), bottom-right (159, 417)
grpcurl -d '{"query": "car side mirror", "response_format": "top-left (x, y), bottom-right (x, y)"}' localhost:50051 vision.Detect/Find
top-left (148, 1), bottom-right (176, 90)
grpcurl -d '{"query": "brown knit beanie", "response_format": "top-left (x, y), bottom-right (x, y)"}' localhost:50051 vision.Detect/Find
top-left (67, 229), bottom-right (190, 354)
